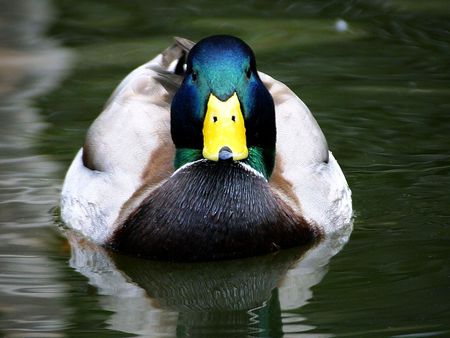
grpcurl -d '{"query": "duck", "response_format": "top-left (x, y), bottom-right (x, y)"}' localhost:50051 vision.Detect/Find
top-left (60, 35), bottom-right (352, 261)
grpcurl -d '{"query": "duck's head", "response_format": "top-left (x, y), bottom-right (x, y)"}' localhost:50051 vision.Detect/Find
top-left (171, 35), bottom-right (276, 178)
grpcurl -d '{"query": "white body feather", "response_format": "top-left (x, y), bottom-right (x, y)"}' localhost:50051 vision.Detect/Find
top-left (259, 72), bottom-right (352, 232)
top-left (61, 54), bottom-right (174, 243)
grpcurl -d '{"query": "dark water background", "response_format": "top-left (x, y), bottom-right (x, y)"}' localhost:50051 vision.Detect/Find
top-left (0, 0), bottom-right (449, 337)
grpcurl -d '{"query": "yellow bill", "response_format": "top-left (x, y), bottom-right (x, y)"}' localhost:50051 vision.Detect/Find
top-left (202, 92), bottom-right (248, 161)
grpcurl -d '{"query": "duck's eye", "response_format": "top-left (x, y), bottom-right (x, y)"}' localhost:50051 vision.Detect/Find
top-left (231, 115), bottom-right (236, 122)
top-left (245, 67), bottom-right (251, 79)
top-left (213, 116), bottom-right (218, 123)
top-left (192, 71), bottom-right (198, 82)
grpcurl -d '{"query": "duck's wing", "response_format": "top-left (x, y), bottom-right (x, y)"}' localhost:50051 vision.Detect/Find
top-left (61, 39), bottom-right (188, 243)
top-left (261, 72), bottom-right (352, 232)
top-left (82, 42), bottom-right (188, 176)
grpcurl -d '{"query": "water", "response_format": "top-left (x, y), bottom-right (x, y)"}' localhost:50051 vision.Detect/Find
top-left (0, 0), bottom-right (449, 337)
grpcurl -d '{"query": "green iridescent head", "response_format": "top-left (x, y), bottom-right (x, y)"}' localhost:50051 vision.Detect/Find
top-left (171, 35), bottom-right (276, 178)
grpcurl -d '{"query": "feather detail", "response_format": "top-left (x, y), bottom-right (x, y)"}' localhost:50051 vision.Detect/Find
top-left (109, 160), bottom-right (320, 261)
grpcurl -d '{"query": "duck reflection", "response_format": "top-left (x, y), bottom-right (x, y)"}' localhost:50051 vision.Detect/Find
top-left (66, 225), bottom-right (351, 337)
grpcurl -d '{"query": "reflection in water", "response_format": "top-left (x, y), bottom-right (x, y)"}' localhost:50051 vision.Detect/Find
top-left (0, 0), bottom-right (72, 336)
top-left (66, 224), bottom-right (351, 337)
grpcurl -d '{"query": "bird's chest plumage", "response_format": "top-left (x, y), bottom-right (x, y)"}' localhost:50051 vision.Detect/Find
top-left (108, 160), bottom-right (319, 260)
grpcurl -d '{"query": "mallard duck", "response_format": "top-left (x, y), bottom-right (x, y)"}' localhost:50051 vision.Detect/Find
top-left (61, 35), bottom-right (352, 261)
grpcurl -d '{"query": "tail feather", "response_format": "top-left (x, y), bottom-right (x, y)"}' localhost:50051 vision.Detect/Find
top-left (174, 36), bottom-right (195, 52)
top-left (156, 37), bottom-right (195, 75)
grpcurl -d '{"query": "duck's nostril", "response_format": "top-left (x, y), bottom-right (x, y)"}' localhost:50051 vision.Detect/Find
top-left (218, 146), bottom-right (233, 161)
